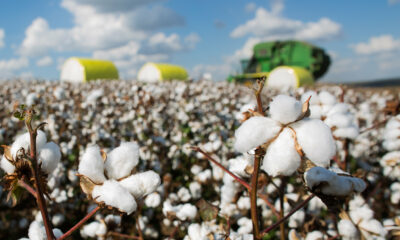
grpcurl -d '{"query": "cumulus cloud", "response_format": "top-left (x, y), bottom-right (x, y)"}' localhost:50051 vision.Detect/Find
top-left (0, 57), bottom-right (29, 77)
top-left (0, 29), bottom-right (4, 48)
top-left (18, 0), bottom-right (185, 57)
top-left (230, 7), bottom-right (341, 41)
top-left (351, 35), bottom-right (400, 55)
top-left (388, 0), bottom-right (400, 5)
top-left (245, 3), bottom-right (257, 13)
top-left (36, 56), bottom-right (53, 67)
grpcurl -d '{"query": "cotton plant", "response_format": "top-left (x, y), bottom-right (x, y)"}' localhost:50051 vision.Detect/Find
top-left (80, 214), bottom-right (121, 240)
top-left (382, 114), bottom-right (400, 151)
top-left (77, 142), bottom-right (161, 215)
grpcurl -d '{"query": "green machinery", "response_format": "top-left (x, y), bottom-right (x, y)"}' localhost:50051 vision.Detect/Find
top-left (227, 40), bottom-right (331, 85)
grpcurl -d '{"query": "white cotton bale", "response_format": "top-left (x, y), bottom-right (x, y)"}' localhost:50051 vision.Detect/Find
top-left (267, 66), bottom-right (314, 89)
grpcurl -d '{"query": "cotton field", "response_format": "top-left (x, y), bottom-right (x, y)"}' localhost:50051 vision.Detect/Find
top-left (0, 79), bottom-right (400, 240)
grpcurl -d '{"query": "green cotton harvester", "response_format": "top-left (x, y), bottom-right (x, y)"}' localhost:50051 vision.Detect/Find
top-left (227, 40), bottom-right (331, 89)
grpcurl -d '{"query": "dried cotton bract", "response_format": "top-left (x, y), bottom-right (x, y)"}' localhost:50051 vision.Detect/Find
top-left (234, 95), bottom-right (336, 176)
top-left (78, 142), bottom-right (161, 215)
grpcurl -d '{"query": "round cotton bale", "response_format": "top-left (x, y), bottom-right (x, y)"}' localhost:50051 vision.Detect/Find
top-left (137, 62), bottom-right (188, 82)
top-left (267, 66), bottom-right (314, 89)
top-left (60, 58), bottom-right (119, 83)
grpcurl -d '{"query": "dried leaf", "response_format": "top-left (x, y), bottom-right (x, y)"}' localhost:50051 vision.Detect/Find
top-left (100, 149), bottom-right (107, 162)
top-left (395, 217), bottom-right (400, 226)
top-left (1, 145), bottom-right (13, 161)
top-left (289, 229), bottom-right (301, 240)
top-left (78, 174), bottom-right (97, 197)
top-left (197, 199), bottom-right (219, 222)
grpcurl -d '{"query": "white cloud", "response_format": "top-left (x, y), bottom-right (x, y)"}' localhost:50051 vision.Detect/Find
top-left (19, 0), bottom-right (185, 57)
top-left (389, 0), bottom-right (400, 5)
top-left (191, 64), bottom-right (232, 81)
top-left (36, 56), bottom-right (53, 67)
top-left (0, 29), bottom-right (4, 48)
top-left (0, 57), bottom-right (29, 76)
top-left (230, 7), bottom-right (341, 41)
top-left (351, 35), bottom-right (400, 55)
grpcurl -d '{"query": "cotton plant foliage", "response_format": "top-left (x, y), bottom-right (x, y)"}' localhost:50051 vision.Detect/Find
top-left (78, 142), bottom-right (161, 215)
top-left (234, 94), bottom-right (336, 177)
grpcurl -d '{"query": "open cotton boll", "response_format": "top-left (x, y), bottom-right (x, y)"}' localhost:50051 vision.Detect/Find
top-left (288, 209), bottom-right (305, 228)
top-left (269, 95), bottom-right (302, 124)
top-left (176, 203), bottom-right (197, 221)
top-left (187, 223), bottom-right (210, 240)
top-left (359, 219), bottom-right (387, 238)
top-left (38, 142), bottom-right (61, 174)
top-left (105, 142), bottom-right (139, 179)
top-left (78, 145), bottom-right (106, 184)
top-left (305, 167), bottom-right (366, 196)
top-left (301, 91), bottom-right (319, 105)
top-left (338, 219), bottom-right (359, 240)
top-left (262, 128), bottom-right (300, 176)
top-left (92, 180), bottom-right (137, 214)
top-left (119, 170), bottom-right (161, 198)
top-left (333, 126), bottom-right (359, 139)
top-left (325, 114), bottom-right (354, 128)
top-left (11, 130), bottom-right (47, 159)
top-left (309, 105), bottom-right (322, 119)
top-left (292, 119), bottom-right (335, 167)
top-left (234, 116), bottom-right (281, 153)
top-left (305, 231), bottom-right (324, 240)
top-left (318, 91), bottom-right (336, 106)
top-left (80, 221), bottom-right (107, 238)
top-left (145, 192), bottom-right (161, 207)
top-left (1, 155), bottom-right (15, 174)
top-left (327, 103), bottom-right (350, 116)
top-left (28, 221), bottom-right (46, 240)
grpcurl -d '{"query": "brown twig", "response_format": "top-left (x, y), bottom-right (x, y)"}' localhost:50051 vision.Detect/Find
top-left (359, 117), bottom-right (390, 134)
top-left (261, 194), bottom-right (316, 235)
top-left (25, 111), bottom-right (55, 240)
top-left (107, 232), bottom-right (141, 239)
top-left (18, 179), bottom-right (37, 198)
top-left (250, 148), bottom-right (263, 239)
top-left (191, 147), bottom-right (279, 217)
top-left (279, 177), bottom-right (287, 240)
top-left (57, 206), bottom-right (101, 240)
top-left (255, 78), bottom-right (265, 115)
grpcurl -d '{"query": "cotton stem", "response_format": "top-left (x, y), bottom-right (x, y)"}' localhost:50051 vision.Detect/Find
top-left (250, 148), bottom-right (263, 239)
top-left (26, 112), bottom-right (55, 240)
top-left (57, 206), bottom-right (101, 240)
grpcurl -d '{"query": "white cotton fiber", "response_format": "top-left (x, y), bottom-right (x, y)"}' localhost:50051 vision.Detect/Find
top-left (359, 219), bottom-right (387, 238)
top-left (105, 142), bottom-right (139, 180)
top-left (333, 126), bottom-right (359, 139)
top-left (11, 130), bottom-right (47, 159)
top-left (305, 167), bottom-right (366, 196)
top-left (187, 223), bottom-right (210, 240)
top-left (78, 145), bottom-right (106, 184)
top-left (177, 187), bottom-right (191, 202)
top-left (338, 219), bottom-right (358, 240)
top-left (309, 105), bottom-right (322, 119)
top-left (325, 114), bottom-right (353, 128)
top-left (269, 95), bottom-right (302, 124)
top-left (305, 231), bottom-right (324, 240)
top-left (327, 103), bottom-right (350, 116)
top-left (1, 155), bottom-right (15, 174)
top-left (176, 203), bottom-right (197, 221)
top-left (262, 128), bottom-right (300, 176)
top-left (234, 116), bottom-right (281, 153)
top-left (145, 192), bottom-right (161, 207)
top-left (301, 91), bottom-right (319, 105)
top-left (292, 119), bottom-right (336, 167)
top-left (318, 91), bottom-right (336, 106)
top-left (119, 170), bottom-right (161, 198)
top-left (189, 182), bottom-right (202, 199)
top-left (92, 180), bottom-right (137, 214)
top-left (38, 142), bottom-right (61, 174)
top-left (28, 221), bottom-right (46, 240)
top-left (80, 221), bottom-right (107, 238)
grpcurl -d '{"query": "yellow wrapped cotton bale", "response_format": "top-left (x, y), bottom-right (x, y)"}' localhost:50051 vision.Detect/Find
top-left (137, 62), bottom-right (188, 83)
top-left (266, 66), bottom-right (314, 89)
top-left (60, 58), bottom-right (119, 83)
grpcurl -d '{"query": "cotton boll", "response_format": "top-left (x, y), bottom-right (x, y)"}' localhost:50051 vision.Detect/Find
top-left (28, 221), bottom-right (46, 240)
top-left (262, 128), bottom-right (301, 176)
top-left (234, 116), bottom-right (281, 153)
top-left (176, 204), bottom-right (197, 221)
top-left (318, 91), bottom-right (336, 106)
top-left (333, 126), bottom-right (359, 139)
top-left (1, 155), bottom-right (15, 174)
top-left (301, 91), bottom-right (319, 105)
top-left (145, 192), bottom-right (161, 207)
top-left (92, 180), bottom-right (137, 214)
top-left (187, 223), bottom-right (210, 240)
top-left (189, 182), bottom-right (202, 199)
top-left (80, 221), bottom-right (107, 238)
top-left (305, 230), bottom-right (324, 240)
top-left (327, 103), bottom-right (350, 116)
top-left (292, 119), bottom-right (336, 167)
top-left (288, 209), bottom-right (305, 228)
top-left (119, 170), bottom-right (161, 198)
top-left (177, 187), bottom-right (191, 202)
top-left (305, 167), bottom-right (366, 196)
top-left (53, 229), bottom-right (63, 238)
top-left (359, 219), bottom-right (387, 238)
top-left (269, 95), bottom-right (302, 124)
top-left (309, 105), bottom-right (322, 119)
top-left (38, 142), bottom-right (61, 174)
top-left (237, 196), bottom-right (251, 210)
top-left (237, 217), bottom-right (253, 234)
top-left (105, 142), bottom-right (139, 179)
top-left (11, 130), bottom-right (47, 159)
top-left (78, 145), bottom-right (106, 184)
top-left (338, 219), bottom-right (359, 240)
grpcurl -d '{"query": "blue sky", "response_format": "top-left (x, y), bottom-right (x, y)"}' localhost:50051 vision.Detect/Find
top-left (0, 0), bottom-right (399, 82)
